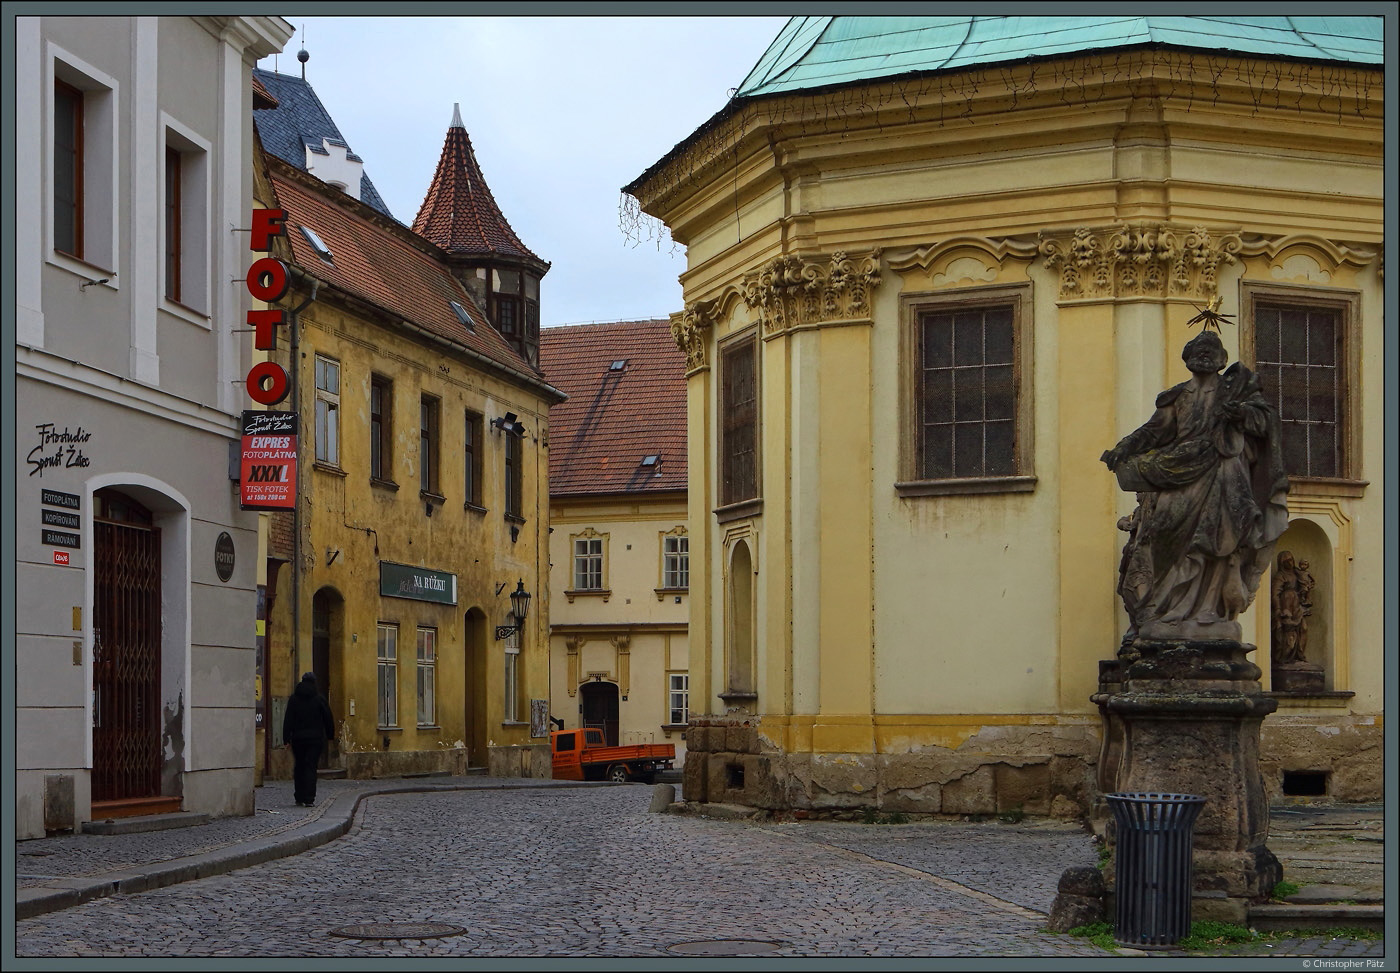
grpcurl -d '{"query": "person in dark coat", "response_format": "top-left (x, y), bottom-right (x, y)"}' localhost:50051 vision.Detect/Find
top-left (282, 672), bottom-right (335, 806)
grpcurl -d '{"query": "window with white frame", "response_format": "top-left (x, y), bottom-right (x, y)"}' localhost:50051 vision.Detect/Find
top-left (315, 356), bottom-right (340, 465)
top-left (574, 535), bottom-right (604, 590)
top-left (416, 627), bottom-right (436, 726)
top-left (668, 673), bottom-right (690, 726)
top-left (376, 623), bottom-right (398, 727)
top-left (50, 49), bottom-right (118, 273)
top-left (503, 629), bottom-right (520, 723)
top-left (161, 117), bottom-right (209, 313)
top-left (663, 533), bottom-right (689, 589)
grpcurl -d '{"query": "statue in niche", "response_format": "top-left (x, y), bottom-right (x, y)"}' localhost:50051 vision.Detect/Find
top-left (1270, 551), bottom-right (1308, 663)
top-left (1102, 328), bottom-right (1289, 642)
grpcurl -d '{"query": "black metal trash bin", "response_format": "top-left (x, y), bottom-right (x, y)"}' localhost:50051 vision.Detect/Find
top-left (1106, 792), bottom-right (1206, 948)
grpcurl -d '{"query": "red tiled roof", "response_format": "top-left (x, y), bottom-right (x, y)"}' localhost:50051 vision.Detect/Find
top-left (540, 320), bottom-right (687, 498)
top-left (412, 105), bottom-right (545, 266)
top-left (267, 159), bottom-right (543, 383)
top-left (252, 73), bottom-right (279, 109)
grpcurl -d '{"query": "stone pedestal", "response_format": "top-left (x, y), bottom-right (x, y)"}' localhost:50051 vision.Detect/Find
top-left (1271, 662), bottom-right (1325, 694)
top-left (1092, 638), bottom-right (1281, 919)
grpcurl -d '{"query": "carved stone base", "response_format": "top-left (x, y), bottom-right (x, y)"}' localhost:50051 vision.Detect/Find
top-left (1096, 638), bottom-right (1281, 906)
top-left (1271, 663), bottom-right (1325, 694)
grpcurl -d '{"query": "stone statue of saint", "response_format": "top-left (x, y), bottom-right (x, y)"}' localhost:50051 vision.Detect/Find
top-left (1271, 551), bottom-right (1307, 664)
top-left (1102, 329), bottom-right (1289, 641)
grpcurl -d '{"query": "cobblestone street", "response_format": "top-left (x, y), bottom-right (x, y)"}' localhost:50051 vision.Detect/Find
top-left (13, 785), bottom-right (1109, 959)
top-left (12, 784), bottom-right (1385, 961)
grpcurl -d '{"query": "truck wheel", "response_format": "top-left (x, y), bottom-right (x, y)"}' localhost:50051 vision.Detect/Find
top-left (607, 764), bottom-right (630, 783)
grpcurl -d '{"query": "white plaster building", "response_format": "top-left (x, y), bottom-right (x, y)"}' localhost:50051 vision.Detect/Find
top-left (14, 15), bottom-right (295, 838)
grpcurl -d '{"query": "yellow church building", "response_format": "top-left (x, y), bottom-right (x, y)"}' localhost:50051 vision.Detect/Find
top-left (625, 16), bottom-right (1385, 815)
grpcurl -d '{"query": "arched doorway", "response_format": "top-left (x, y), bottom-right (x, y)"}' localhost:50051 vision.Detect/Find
top-left (464, 608), bottom-right (488, 768)
top-left (580, 681), bottom-right (620, 746)
top-left (311, 587), bottom-right (344, 766)
top-left (92, 488), bottom-right (162, 803)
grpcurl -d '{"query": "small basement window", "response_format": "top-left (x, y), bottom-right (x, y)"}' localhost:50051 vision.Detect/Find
top-left (1282, 771), bottom-right (1328, 797)
top-left (727, 763), bottom-right (745, 789)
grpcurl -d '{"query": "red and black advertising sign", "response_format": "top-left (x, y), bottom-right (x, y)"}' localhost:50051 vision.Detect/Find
top-left (240, 410), bottom-right (297, 510)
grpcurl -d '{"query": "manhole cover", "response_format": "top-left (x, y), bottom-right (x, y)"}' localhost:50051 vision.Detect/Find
top-left (329, 922), bottom-right (466, 941)
top-left (669, 940), bottom-right (782, 956)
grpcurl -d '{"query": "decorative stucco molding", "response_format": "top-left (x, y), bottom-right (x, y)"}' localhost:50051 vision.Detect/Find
top-left (1237, 233), bottom-right (1380, 285)
top-left (1038, 224), bottom-right (1243, 301)
top-left (565, 636), bottom-right (584, 697)
top-left (887, 236), bottom-right (1039, 285)
top-left (670, 301), bottom-right (718, 373)
top-left (742, 249), bottom-right (881, 335)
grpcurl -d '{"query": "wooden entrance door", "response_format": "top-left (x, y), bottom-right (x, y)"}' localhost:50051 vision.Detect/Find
top-left (92, 490), bottom-right (162, 803)
top-left (580, 681), bottom-right (620, 746)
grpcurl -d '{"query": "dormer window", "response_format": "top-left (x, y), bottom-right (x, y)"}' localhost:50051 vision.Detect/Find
top-left (299, 225), bottom-right (333, 265)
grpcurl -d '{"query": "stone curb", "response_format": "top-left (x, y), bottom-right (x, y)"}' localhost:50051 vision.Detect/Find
top-left (16, 779), bottom-right (607, 921)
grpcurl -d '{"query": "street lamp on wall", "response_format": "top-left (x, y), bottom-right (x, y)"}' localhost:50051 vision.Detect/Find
top-left (494, 579), bottom-right (531, 640)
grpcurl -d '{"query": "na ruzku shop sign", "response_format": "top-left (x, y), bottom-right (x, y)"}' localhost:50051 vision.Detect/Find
top-left (241, 208), bottom-right (297, 511)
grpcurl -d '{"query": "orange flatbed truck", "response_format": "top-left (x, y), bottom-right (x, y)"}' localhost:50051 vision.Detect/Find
top-left (550, 728), bottom-right (675, 783)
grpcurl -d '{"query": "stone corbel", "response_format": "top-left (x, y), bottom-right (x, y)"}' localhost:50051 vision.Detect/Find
top-left (742, 249), bottom-right (881, 335)
top-left (1038, 224), bottom-right (1243, 301)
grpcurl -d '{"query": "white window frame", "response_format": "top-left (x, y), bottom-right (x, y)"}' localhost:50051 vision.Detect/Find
top-left (663, 533), bottom-right (689, 590)
top-left (315, 355), bottom-right (341, 466)
top-left (159, 112), bottom-right (211, 322)
top-left (377, 622), bottom-right (398, 728)
top-left (668, 672), bottom-right (690, 726)
top-left (574, 536), bottom-right (604, 590)
top-left (47, 43), bottom-right (120, 281)
top-left (416, 626), bottom-right (436, 726)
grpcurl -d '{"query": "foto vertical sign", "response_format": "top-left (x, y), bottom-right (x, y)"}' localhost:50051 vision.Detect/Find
top-left (240, 411), bottom-right (298, 510)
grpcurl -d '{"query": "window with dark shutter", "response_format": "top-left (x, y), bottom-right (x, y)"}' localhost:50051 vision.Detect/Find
top-left (720, 337), bottom-right (759, 506)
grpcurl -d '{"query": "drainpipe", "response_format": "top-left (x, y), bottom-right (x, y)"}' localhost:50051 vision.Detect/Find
top-left (284, 272), bottom-right (318, 684)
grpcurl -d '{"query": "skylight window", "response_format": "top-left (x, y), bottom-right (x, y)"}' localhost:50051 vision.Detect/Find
top-left (299, 225), bottom-right (333, 264)
top-left (641, 454), bottom-right (661, 467)
top-left (449, 300), bottom-right (476, 331)
top-left (609, 359), bottom-right (627, 372)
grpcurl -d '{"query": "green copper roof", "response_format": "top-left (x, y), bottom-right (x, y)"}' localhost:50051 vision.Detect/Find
top-left (737, 16), bottom-right (1384, 97)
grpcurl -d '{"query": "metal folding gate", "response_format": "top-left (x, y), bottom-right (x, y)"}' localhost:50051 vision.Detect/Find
top-left (92, 515), bottom-right (162, 803)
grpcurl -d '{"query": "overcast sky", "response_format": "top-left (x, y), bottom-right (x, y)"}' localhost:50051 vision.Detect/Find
top-left (258, 16), bottom-right (788, 328)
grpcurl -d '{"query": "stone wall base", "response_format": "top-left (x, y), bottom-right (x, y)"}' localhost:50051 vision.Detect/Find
top-left (1260, 717), bottom-right (1382, 802)
top-left (683, 718), bottom-right (1101, 818)
top-left (678, 714), bottom-right (1384, 816)
top-left (487, 744), bottom-right (551, 779)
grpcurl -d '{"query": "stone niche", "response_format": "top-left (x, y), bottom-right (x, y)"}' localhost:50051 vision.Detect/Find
top-left (1267, 521), bottom-right (1332, 695)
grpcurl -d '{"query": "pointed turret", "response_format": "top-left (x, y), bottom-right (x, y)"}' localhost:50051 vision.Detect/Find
top-left (415, 104), bottom-right (548, 366)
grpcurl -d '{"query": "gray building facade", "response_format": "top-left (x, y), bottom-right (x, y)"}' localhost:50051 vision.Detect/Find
top-left (14, 15), bottom-right (294, 839)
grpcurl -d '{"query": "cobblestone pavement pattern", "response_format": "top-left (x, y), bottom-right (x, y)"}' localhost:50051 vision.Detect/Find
top-left (12, 786), bottom-right (1387, 960)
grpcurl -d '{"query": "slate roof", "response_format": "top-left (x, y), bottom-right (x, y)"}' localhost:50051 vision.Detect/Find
top-left (252, 68), bottom-right (394, 219)
top-left (412, 104), bottom-right (546, 269)
top-left (267, 157), bottom-right (557, 392)
top-left (539, 320), bottom-right (686, 498)
top-left (738, 16), bottom-right (1384, 97)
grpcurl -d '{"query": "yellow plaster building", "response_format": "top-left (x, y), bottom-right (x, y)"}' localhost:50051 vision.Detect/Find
top-left (541, 321), bottom-right (691, 762)
top-left (625, 16), bottom-right (1385, 815)
top-left (253, 84), bottom-right (563, 779)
